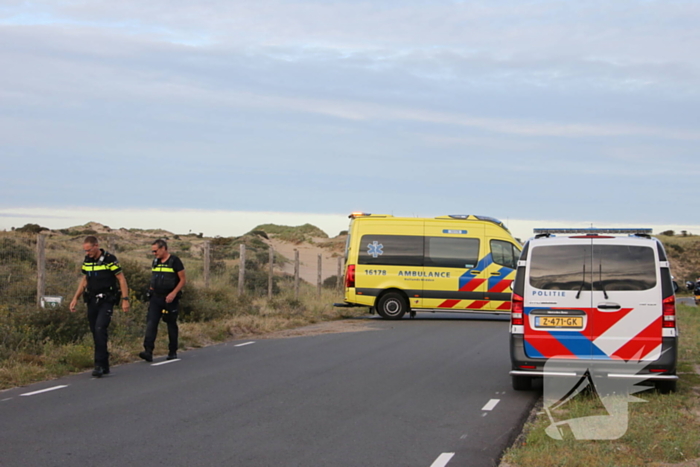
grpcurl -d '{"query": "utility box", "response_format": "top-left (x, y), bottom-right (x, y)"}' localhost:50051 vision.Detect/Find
top-left (41, 296), bottom-right (63, 309)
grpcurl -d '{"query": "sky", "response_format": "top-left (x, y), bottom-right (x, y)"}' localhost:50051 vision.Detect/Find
top-left (1, 0), bottom-right (699, 241)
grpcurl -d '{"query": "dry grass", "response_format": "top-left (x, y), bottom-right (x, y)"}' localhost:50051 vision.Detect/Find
top-left (500, 304), bottom-right (700, 467)
top-left (0, 288), bottom-right (367, 390)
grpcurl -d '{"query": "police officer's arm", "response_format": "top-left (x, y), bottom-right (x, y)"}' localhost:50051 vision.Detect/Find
top-left (69, 276), bottom-right (88, 313)
top-left (116, 271), bottom-right (130, 312)
top-left (166, 270), bottom-right (186, 303)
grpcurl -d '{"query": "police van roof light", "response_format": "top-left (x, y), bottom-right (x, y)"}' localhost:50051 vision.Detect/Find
top-left (349, 212), bottom-right (371, 219)
top-left (448, 214), bottom-right (468, 219)
top-left (533, 228), bottom-right (653, 235)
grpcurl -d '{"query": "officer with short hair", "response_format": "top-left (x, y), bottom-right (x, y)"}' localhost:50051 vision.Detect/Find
top-left (139, 239), bottom-right (186, 362)
top-left (69, 236), bottom-right (129, 377)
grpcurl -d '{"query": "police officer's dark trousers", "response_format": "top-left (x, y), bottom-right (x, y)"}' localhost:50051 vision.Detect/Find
top-left (143, 294), bottom-right (179, 354)
top-left (87, 296), bottom-right (114, 370)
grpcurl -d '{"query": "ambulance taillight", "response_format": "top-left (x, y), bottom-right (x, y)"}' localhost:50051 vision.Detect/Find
top-left (345, 265), bottom-right (356, 288)
top-left (662, 295), bottom-right (676, 328)
top-left (511, 293), bottom-right (524, 325)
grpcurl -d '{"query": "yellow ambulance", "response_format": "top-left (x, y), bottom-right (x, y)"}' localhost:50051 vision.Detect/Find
top-left (335, 213), bottom-right (521, 319)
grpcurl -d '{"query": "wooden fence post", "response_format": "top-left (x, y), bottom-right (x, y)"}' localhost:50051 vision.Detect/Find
top-left (238, 244), bottom-right (246, 295)
top-left (36, 234), bottom-right (46, 306)
top-left (203, 241), bottom-right (211, 288)
top-left (294, 250), bottom-right (300, 300)
top-left (268, 247), bottom-right (274, 299)
top-left (337, 257), bottom-right (343, 289)
top-left (317, 254), bottom-right (322, 297)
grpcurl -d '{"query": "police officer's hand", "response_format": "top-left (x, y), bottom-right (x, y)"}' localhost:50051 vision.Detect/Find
top-left (69, 299), bottom-right (78, 313)
top-left (166, 292), bottom-right (177, 303)
top-left (121, 300), bottom-right (130, 313)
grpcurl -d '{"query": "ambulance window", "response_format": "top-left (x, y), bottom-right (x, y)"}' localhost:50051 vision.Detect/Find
top-left (529, 245), bottom-right (592, 290)
top-left (491, 240), bottom-right (519, 269)
top-left (592, 245), bottom-right (656, 291)
top-left (424, 237), bottom-right (480, 269)
top-left (358, 235), bottom-right (423, 266)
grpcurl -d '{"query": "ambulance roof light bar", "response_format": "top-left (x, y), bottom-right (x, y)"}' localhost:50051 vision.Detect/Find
top-left (534, 228), bottom-right (653, 236)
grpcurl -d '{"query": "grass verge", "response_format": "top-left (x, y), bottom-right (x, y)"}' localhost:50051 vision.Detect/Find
top-left (500, 304), bottom-right (700, 467)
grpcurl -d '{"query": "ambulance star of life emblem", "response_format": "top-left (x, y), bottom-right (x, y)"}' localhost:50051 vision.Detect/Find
top-left (367, 241), bottom-right (384, 258)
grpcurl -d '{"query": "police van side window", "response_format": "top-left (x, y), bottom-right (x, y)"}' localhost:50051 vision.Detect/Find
top-left (490, 240), bottom-right (519, 269)
top-left (358, 235), bottom-right (423, 266)
top-left (424, 237), bottom-right (479, 269)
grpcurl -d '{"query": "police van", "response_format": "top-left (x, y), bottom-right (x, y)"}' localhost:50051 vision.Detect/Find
top-left (509, 228), bottom-right (679, 392)
top-left (335, 213), bottom-right (521, 319)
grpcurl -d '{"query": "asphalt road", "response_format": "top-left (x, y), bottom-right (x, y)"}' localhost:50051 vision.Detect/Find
top-left (0, 313), bottom-right (538, 467)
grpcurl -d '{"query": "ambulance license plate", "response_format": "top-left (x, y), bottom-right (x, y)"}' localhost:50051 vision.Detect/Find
top-left (535, 316), bottom-right (583, 328)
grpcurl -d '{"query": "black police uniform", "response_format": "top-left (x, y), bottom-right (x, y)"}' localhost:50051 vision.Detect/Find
top-left (82, 249), bottom-right (122, 372)
top-left (143, 254), bottom-right (185, 356)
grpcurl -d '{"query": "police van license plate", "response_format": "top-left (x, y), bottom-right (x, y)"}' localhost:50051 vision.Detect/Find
top-left (535, 316), bottom-right (583, 328)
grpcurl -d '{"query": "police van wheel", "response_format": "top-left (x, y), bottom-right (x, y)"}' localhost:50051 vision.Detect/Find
top-left (511, 375), bottom-right (532, 391)
top-left (376, 292), bottom-right (408, 320)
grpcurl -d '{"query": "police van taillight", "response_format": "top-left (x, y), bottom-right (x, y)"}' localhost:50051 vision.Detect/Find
top-left (662, 295), bottom-right (676, 328)
top-left (511, 293), bottom-right (524, 325)
top-left (345, 265), bottom-right (356, 288)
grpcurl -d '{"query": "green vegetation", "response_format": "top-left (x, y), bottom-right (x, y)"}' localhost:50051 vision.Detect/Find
top-left (252, 223), bottom-right (329, 243)
top-left (501, 304), bottom-right (700, 467)
top-left (657, 234), bottom-right (700, 285)
top-left (0, 223), bottom-right (361, 390)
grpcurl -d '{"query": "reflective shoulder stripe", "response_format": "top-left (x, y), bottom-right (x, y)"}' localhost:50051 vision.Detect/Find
top-left (107, 263), bottom-right (121, 272)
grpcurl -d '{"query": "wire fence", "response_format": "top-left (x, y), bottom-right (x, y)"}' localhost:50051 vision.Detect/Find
top-left (0, 232), bottom-right (345, 308)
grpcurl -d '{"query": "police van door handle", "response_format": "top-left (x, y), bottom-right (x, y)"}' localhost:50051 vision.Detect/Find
top-left (598, 302), bottom-right (621, 311)
top-left (490, 272), bottom-right (501, 276)
top-left (470, 270), bottom-right (481, 275)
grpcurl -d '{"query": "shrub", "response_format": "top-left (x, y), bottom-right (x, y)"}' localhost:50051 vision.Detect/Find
top-left (0, 237), bottom-right (35, 263)
top-left (119, 258), bottom-right (152, 302)
top-left (15, 223), bottom-right (48, 234)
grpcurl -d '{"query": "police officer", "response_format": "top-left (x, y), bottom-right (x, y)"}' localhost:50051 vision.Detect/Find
top-left (139, 239), bottom-right (186, 362)
top-left (69, 236), bottom-right (129, 378)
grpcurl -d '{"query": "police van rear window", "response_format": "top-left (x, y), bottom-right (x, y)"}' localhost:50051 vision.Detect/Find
top-left (529, 245), bottom-right (657, 291)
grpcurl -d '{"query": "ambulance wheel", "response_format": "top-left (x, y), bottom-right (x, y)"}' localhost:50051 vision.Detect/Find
top-left (376, 292), bottom-right (408, 320)
top-left (655, 380), bottom-right (677, 394)
top-left (511, 375), bottom-right (532, 391)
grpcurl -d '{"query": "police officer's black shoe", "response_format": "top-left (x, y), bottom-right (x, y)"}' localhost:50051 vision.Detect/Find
top-left (166, 352), bottom-right (178, 360)
top-left (139, 351), bottom-right (153, 362)
top-left (103, 367), bottom-right (110, 375)
top-left (92, 366), bottom-right (104, 378)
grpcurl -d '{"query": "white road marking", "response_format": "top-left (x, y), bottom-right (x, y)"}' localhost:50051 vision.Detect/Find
top-left (430, 453), bottom-right (455, 467)
top-left (2, 398), bottom-right (13, 402)
top-left (482, 399), bottom-right (500, 411)
top-left (20, 385), bottom-right (68, 397)
top-left (235, 341), bottom-right (255, 347)
top-left (152, 359), bottom-right (180, 366)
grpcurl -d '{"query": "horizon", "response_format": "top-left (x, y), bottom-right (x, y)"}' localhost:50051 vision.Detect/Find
top-left (2, 207), bottom-right (697, 243)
